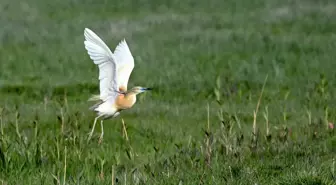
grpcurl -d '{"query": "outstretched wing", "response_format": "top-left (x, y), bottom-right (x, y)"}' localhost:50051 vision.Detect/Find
top-left (113, 40), bottom-right (134, 91)
top-left (84, 28), bottom-right (118, 101)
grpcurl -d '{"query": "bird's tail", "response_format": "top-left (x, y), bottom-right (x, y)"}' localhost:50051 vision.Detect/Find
top-left (88, 94), bottom-right (100, 101)
top-left (88, 94), bottom-right (103, 111)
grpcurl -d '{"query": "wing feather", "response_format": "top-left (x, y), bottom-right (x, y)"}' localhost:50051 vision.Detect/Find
top-left (84, 28), bottom-right (118, 102)
top-left (113, 40), bottom-right (135, 91)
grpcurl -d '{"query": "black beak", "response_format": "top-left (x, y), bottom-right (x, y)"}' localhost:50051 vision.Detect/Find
top-left (144, 87), bottom-right (153, 91)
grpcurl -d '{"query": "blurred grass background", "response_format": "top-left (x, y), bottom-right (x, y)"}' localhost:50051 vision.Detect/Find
top-left (0, 0), bottom-right (335, 184)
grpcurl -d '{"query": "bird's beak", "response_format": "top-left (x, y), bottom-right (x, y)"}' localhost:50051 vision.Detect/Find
top-left (142, 87), bottom-right (153, 91)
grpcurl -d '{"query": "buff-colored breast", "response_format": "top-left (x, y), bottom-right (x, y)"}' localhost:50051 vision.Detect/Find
top-left (115, 93), bottom-right (136, 110)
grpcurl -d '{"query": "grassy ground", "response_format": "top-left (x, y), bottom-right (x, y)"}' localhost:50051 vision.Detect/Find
top-left (0, 0), bottom-right (336, 184)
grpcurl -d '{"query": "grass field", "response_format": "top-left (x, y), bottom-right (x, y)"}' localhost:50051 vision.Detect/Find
top-left (0, 0), bottom-right (336, 184)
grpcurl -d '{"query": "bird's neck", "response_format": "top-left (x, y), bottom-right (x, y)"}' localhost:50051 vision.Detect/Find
top-left (116, 93), bottom-right (137, 110)
top-left (124, 92), bottom-right (137, 100)
top-left (125, 93), bottom-right (137, 107)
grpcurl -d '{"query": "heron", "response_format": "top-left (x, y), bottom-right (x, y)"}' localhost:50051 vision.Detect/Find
top-left (83, 28), bottom-right (152, 142)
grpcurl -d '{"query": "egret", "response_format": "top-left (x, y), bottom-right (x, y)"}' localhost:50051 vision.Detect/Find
top-left (84, 28), bottom-right (152, 142)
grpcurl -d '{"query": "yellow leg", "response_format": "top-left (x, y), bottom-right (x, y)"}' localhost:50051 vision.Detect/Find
top-left (87, 115), bottom-right (102, 142)
top-left (98, 120), bottom-right (104, 144)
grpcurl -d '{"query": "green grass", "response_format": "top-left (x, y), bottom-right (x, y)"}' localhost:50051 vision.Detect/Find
top-left (0, 0), bottom-right (336, 184)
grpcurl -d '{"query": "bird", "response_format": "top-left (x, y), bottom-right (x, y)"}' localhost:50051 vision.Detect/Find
top-left (83, 28), bottom-right (152, 142)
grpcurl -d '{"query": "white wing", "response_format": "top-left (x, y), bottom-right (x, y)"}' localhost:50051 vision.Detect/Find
top-left (84, 28), bottom-right (118, 101)
top-left (113, 39), bottom-right (134, 91)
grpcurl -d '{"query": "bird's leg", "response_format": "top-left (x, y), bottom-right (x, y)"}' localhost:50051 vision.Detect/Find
top-left (87, 115), bottom-right (101, 142)
top-left (121, 118), bottom-right (129, 141)
top-left (98, 120), bottom-right (104, 144)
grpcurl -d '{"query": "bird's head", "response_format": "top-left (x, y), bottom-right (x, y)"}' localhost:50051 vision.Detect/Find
top-left (129, 86), bottom-right (153, 95)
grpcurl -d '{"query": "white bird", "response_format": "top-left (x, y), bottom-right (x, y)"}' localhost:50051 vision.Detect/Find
top-left (84, 28), bottom-right (152, 142)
